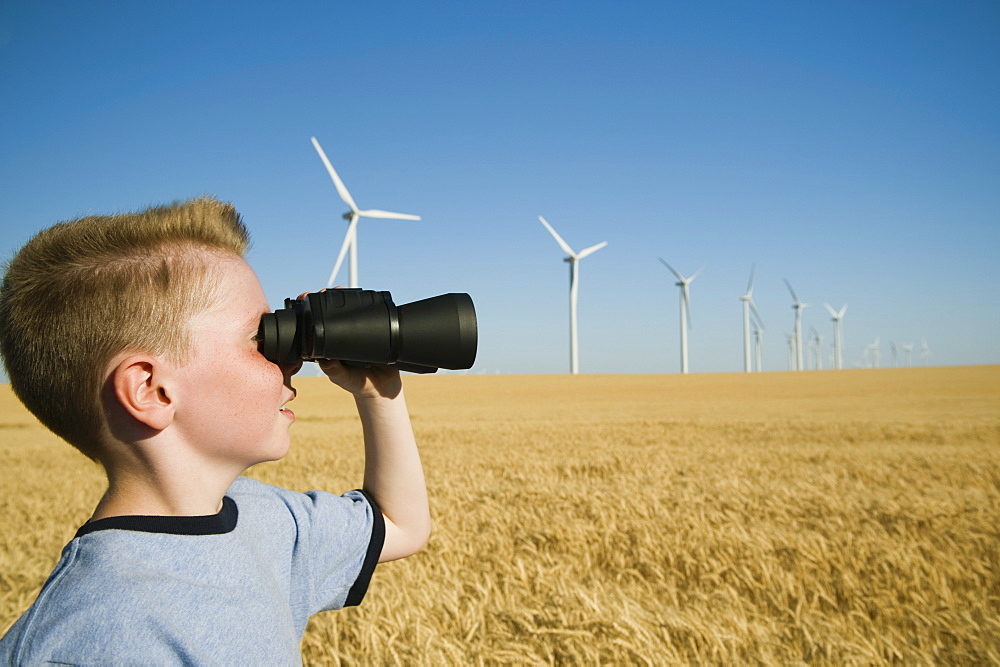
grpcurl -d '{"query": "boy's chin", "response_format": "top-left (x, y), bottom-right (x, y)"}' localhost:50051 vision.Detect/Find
top-left (243, 439), bottom-right (292, 468)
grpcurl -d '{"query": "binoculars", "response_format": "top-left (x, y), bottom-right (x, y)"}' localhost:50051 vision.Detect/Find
top-left (258, 289), bottom-right (477, 374)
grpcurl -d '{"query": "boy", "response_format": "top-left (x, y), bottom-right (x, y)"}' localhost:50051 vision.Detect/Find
top-left (0, 197), bottom-right (430, 663)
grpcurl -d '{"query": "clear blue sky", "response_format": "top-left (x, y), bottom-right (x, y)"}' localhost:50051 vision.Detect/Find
top-left (2, 1), bottom-right (998, 375)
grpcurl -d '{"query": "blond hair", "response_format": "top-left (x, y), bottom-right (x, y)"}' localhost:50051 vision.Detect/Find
top-left (0, 197), bottom-right (251, 460)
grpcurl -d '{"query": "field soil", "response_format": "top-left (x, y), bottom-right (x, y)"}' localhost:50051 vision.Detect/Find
top-left (2, 366), bottom-right (998, 664)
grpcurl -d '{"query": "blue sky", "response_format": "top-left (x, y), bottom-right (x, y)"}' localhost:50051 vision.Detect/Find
top-left (1, 1), bottom-right (998, 375)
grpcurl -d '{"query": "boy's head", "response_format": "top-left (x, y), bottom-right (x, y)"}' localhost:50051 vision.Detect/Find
top-left (0, 197), bottom-right (251, 461)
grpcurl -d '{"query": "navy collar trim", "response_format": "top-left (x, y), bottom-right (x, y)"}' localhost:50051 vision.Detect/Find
top-left (75, 496), bottom-right (238, 537)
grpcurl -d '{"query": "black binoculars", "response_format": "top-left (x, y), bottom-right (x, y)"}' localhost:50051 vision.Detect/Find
top-left (258, 289), bottom-right (477, 374)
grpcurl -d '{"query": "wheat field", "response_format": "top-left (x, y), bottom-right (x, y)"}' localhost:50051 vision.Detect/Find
top-left (2, 366), bottom-right (998, 664)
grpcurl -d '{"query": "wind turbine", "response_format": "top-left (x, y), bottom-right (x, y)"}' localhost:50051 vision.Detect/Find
top-left (824, 303), bottom-right (847, 370)
top-left (810, 327), bottom-right (824, 370)
top-left (902, 342), bottom-right (914, 367)
top-left (921, 338), bottom-right (931, 366)
top-left (739, 266), bottom-right (763, 373)
top-left (539, 216), bottom-right (607, 374)
top-left (866, 337), bottom-right (881, 369)
top-left (311, 136), bottom-right (421, 288)
top-left (784, 279), bottom-right (808, 371)
top-left (659, 259), bottom-right (702, 374)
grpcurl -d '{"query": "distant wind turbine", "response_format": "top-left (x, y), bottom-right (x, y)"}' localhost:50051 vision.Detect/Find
top-left (659, 259), bottom-right (703, 374)
top-left (866, 337), bottom-right (881, 369)
top-left (810, 327), bottom-right (824, 371)
top-left (824, 303), bottom-right (847, 370)
top-left (784, 279), bottom-right (808, 371)
top-left (739, 266), bottom-right (763, 373)
top-left (921, 338), bottom-right (931, 366)
top-left (902, 342), bottom-right (914, 367)
top-left (311, 136), bottom-right (420, 288)
top-left (539, 216), bottom-right (607, 374)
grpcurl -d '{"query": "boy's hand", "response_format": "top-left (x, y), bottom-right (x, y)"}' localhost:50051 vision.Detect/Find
top-left (317, 359), bottom-right (402, 400)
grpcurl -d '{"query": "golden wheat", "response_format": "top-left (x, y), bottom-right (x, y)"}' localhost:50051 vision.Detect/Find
top-left (2, 367), bottom-right (999, 664)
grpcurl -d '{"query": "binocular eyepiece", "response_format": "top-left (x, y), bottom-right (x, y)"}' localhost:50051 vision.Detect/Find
top-left (258, 289), bottom-right (477, 374)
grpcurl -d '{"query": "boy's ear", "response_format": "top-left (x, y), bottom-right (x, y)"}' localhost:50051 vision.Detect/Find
top-left (111, 355), bottom-right (175, 432)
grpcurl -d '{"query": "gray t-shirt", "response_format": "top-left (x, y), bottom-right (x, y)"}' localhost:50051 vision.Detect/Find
top-left (0, 476), bottom-right (384, 665)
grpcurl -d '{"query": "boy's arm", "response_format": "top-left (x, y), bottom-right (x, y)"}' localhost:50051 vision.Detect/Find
top-left (319, 360), bottom-right (431, 563)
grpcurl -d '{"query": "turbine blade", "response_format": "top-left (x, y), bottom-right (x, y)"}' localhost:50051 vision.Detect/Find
top-left (749, 298), bottom-right (764, 327)
top-left (576, 241), bottom-right (608, 260)
top-left (358, 209), bottom-right (421, 220)
top-left (784, 278), bottom-right (800, 304)
top-left (311, 137), bottom-right (359, 213)
top-left (539, 216), bottom-right (576, 257)
top-left (824, 303), bottom-right (837, 318)
top-left (657, 257), bottom-right (684, 282)
top-left (688, 265), bottom-right (705, 283)
top-left (746, 264), bottom-right (756, 294)
top-left (839, 305), bottom-right (848, 318)
top-left (326, 215), bottom-right (359, 288)
top-left (683, 287), bottom-right (692, 328)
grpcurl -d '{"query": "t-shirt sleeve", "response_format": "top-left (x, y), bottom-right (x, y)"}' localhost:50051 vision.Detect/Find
top-left (253, 482), bottom-right (384, 616)
top-left (336, 489), bottom-right (385, 607)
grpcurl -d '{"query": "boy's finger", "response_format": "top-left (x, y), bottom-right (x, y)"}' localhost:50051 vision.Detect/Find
top-left (296, 287), bottom-right (343, 300)
top-left (318, 359), bottom-right (345, 373)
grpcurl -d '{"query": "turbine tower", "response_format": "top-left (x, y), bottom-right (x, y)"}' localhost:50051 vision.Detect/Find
top-left (784, 279), bottom-right (808, 371)
top-left (311, 136), bottom-right (420, 288)
top-left (739, 266), bottom-right (763, 373)
top-left (539, 216), bottom-right (607, 374)
top-left (753, 323), bottom-right (764, 372)
top-left (824, 303), bottom-right (847, 370)
top-left (659, 259), bottom-right (702, 374)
